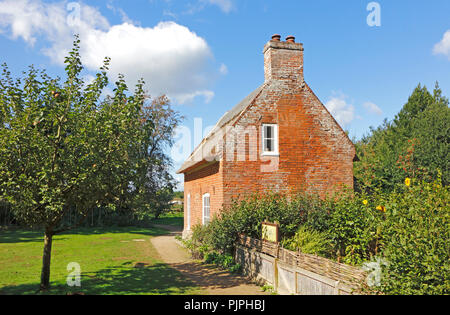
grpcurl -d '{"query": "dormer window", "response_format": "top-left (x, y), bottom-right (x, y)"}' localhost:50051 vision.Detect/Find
top-left (262, 124), bottom-right (279, 156)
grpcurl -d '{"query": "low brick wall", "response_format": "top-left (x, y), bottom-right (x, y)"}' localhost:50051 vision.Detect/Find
top-left (235, 235), bottom-right (367, 295)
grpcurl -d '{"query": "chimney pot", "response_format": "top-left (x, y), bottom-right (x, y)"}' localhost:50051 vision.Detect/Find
top-left (286, 35), bottom-right (295, 43)
top-left (271, 34), bottom-right (281, 42)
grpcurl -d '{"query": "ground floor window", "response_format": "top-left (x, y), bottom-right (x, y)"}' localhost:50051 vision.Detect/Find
top-left (202, 193), bottom-right (210, 225)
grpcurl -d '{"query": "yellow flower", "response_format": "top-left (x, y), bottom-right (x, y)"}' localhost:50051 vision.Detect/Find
top-left (376, 206), bottom-right (386, 213)
top-left (363, 200), bottom-right (368, 205)
top-left (405, 178), bottom-right (411, 187)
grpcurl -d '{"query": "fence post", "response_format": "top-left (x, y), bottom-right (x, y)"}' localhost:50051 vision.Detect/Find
top-left (274, 257), bottom-right (279, 293)
top-left (334, 281), bottom-right (341, 295)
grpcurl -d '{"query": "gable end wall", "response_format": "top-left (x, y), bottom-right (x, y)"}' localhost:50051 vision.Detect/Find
top-left (221, 81), bottom-right (355, 208)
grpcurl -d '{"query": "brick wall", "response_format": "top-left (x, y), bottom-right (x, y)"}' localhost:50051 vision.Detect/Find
top-left (221, 81), bottom-right (355, 208)
top-left (183, 160), bottom-right (224, 232)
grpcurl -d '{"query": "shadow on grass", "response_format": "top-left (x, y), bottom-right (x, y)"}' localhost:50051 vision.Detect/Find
top-left (0, 229), bottom-right (44, 244)
top-left (0, 226), bottom-right (169, 244)
top-left (58, 227), bottom-right (169, 238)
top-left (0, 262), bottom-right (200, 295)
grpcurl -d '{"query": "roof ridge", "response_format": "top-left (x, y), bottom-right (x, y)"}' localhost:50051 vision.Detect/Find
top-left (177, 83), bottom-right (266, 174)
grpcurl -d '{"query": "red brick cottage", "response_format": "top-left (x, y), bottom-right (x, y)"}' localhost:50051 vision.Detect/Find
top-left (177, 35), bottom-right (355, 238)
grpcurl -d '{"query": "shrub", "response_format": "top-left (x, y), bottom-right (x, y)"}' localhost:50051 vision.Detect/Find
top-left (207, 192), bottom-right (329, 255)
top-left (182, 224), bottom-right (213, 259)
top-left (204, 251), bottom-right (241, 273)
top-left (298, 194), bottom-right (333, 233)
top-left (379, 179), bottom-right (449, 295)
top-left (191, 224), bottom-right (212, 246)
top-left (281, 226), bottom-right (331, 256)
top-left (186, 179), bottom-right (449, 294)
top-left (329, 190), bottom-right (385, 265)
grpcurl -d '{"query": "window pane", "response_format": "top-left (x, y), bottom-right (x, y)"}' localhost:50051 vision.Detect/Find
top-left (263, 124), bottom-right (277, 153)
top-left (265, 126), bottom-right (272, 138)
top-left (265, 139), bottom-right (273, 152)
top-left (203, 195), bottom-right (211, 224)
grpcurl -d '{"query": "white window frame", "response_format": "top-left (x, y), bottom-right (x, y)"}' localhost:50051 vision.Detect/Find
top-left (261, 124), bottom-right (279, 156)
top-left (202, 193), bottom-right (211, 225)
top-left (186, 194), bottom-right (191, 230)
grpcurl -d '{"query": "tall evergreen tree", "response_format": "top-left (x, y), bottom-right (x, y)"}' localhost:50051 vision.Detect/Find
top-left (355, 83), bottom-right (449, 192)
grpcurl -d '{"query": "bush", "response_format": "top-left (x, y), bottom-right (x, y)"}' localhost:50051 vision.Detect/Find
top-left (207, 192), bottom-right (329, 255)
top-left (281, 226), bottom-right (331, 256)
top-left (204, 251), bottom-right (241, 274)
top-left (379, 179), bottom-right (449, 295)
top-left (182, 224), bottom-right (213, 259)
top-left (186, 179), bottom-right (449, 294)
top-left (329, 190), bottom-right (385, 265)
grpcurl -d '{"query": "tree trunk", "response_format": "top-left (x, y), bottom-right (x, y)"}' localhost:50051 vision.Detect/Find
top-left (40, 228), bottom-right (54, 291)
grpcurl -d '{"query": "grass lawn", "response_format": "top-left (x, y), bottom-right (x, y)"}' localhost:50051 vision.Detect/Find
top-left (0, 226), bottom-right (202, 295)
top-left (150, 211), bottom-right (184, 227)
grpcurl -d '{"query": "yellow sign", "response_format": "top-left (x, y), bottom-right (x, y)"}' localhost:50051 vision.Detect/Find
top-left (262, 222), bottom-right (279, 243)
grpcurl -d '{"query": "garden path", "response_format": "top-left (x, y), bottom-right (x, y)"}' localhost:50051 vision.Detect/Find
top-left (150, 224), bottom-right (268, 295)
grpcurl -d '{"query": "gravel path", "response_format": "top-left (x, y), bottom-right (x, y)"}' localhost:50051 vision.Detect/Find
top-left (150, 224), bottom-right (268, 295)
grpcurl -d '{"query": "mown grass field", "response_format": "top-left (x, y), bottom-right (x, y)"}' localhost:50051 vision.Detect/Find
top-left (0, 226), bottom-right (202, 295)
top-left (150, 211), bottom-right (184, 227)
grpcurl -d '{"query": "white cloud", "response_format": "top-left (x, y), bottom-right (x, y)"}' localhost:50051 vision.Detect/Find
top-left (0, 0), bottom-right (217, 104)
top-left (363, 101), bottom-right (383, 115)
top-left (433, 30), bottom-right (450, 59)
top-left (325, 95), bottom-right (355, 127)
top-left (176, 90), bottom-right (215, 104)
top-left (205, 0), bottom-right (234, 13)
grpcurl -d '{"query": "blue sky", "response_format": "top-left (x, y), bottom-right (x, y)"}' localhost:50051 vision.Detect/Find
top-left (1, 0), bottom-right (450, 187)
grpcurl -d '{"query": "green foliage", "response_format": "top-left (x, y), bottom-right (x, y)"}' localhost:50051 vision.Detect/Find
top-left (205, 193), bottom-right (327, 255)
top-left (281, 226), bottom-right (331, 256)
top-left (183, 225), bottom-right (241, 273)
top-left (355, 83), bottom-right (449, 192)
top-left (0, 37), bottom-right (182, 231)
top-left (150, 210), bottom-right (184, 227)
top-left (181, 224), bottom-right (212, 260)
top-left (0, 36), bottom-right (145, 232)
top-left (261, 284), bottom-right (276, 294)
top-left (329, 191), bottom-right (385, 265)
top-left (173, 191), bottom-right (184, 199)
top-left (194, 178), bottom-right (448, 294)
top-left (204, 252), bottom-right (241, 274)
top-left (123, 96), bottom-right (182, 220)
top-left (379, 179), bottom-right (449, 295)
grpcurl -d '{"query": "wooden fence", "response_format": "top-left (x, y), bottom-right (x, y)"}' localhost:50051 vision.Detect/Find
top-left (235, 234), bottom-right (367, 295)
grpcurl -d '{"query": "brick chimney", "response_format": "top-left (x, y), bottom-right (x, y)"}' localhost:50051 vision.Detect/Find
top-left (264, 35), bottom-right (304, 83)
